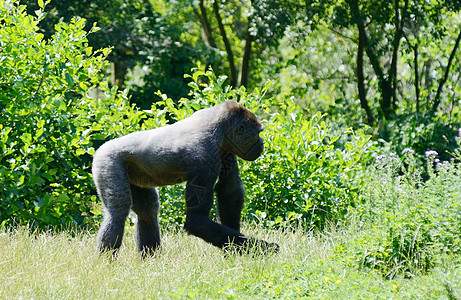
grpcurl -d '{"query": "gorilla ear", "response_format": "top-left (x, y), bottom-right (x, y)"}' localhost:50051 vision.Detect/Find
top-left (224, 101), bottom-right (263, 130)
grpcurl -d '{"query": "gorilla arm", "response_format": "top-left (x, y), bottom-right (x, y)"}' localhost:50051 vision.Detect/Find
top-left (181, 163), bottom-right (241, 248)
top-left (215, 153), bottom-right (244, 231)
top-left (183, 153), bottom-right (278, 252)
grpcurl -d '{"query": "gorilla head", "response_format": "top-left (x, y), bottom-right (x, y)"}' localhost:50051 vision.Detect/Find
top-left (221, 101), bottom-right (265, 161)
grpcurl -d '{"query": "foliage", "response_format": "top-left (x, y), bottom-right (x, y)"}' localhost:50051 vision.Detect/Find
top-left (377, 113), bottom-right (461, 164)
top-left (302, 0), bottom-right (461, 122)
top-left (127, 19), bottom-right (202, 109)
top-left (20, 0), bottom-right (201, 106)
top-left (181, 0), bottom-right (299, 88)
top-left (0, 0), bottom-right (144, 229)
top-left (336, 146), bottom-right (461, 278)
top-left (21, 0), bottom-right (155, 82)
top-left (16, 1), bottom-right (461, 167)
top-left (274, 7), bottom-right (461, 164)
top-left (0, 0), bottom-right (372, 230)
top-left (242, 104), bottom-right (372, 229)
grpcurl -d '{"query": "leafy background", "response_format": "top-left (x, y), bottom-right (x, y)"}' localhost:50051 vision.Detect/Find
top-left (1, 0), bottom-right (461, 281)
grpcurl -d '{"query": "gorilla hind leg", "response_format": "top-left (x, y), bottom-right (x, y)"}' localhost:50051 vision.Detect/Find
top-left (93, 155), bottom-right (132, 256)
top-left (131, 185), bottom-right (161, 257)
top-left (96, 205), bottom-right (131, 255)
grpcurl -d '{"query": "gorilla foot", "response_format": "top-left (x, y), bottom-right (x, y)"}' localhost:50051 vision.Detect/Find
top-left (223, 238), bottom-right (279, 256)
top-left (139, 245), bottom-right (161, 259)
top-left (98, 246), bottom-right (120, 259)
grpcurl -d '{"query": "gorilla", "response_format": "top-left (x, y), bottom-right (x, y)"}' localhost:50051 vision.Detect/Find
top-left (92, 100), bottom-right (279, 257)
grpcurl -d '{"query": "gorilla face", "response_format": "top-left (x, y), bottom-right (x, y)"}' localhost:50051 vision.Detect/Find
top-left (225, 118), bottom-right (264, 161)
top-left (244, 137), bottom-right (264, 161)
top-left (237, 130), bottom-right (264, 161)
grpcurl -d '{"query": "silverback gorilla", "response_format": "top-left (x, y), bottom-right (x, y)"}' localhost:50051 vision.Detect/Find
top-left (92, 100), bottom-right (279, 257)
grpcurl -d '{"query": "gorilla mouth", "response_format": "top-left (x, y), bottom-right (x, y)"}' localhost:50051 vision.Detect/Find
top-left (241, 138), bottom-right (264, 161)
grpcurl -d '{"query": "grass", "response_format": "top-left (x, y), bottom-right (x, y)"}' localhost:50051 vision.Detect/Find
top-left (1, 223), bottom-right (460, 299)
top-left (2, 146), bottom-right (461, 299)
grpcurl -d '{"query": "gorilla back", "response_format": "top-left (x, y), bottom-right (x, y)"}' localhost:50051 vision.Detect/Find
top-left (92, 101), bottom-right (278, 257)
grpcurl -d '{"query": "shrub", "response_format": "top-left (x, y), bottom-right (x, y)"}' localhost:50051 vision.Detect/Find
top-left (336, 145), bottom-right (461, 278)
top-left (149, 69), bottom-right (374, 229)
top-left (378, 113), bottom-right (461, 165)
top-left (0, 0), bottom-right (143, 229)
top-left (0, 0), bottom-right (373, 231)
top-left (241, 101), bottom-right (373, 229)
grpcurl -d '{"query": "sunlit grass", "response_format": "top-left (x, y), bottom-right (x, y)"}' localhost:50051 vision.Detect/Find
top-left (1, 223), bottom-right (460, 299)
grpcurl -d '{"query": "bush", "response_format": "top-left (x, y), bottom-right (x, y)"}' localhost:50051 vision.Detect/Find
top-left (336, 145), bottom-right (461, 278)
top-left (0, 1), bottom-right (144, 229)
top-left (378, 113), bottom-right (461, 165)
top-left (0, 1), bottom-right (373, 230)
top-left (241, 102), bottom-right (373, 229)
top-left (148, 69), bottom-right (373, 229)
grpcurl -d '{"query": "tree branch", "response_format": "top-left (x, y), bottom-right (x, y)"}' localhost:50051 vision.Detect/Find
top-left (193, 0), bottom-right (217, 49)
top-left (403, 30), bottom-right (420, 112)
top-left (238, 22), bottom-right (252, 88)
top-left (389, 0), bottom-right (408, 108)
top-left (432, 26), bottom-right (461, 113)
top-left (347, 0), bottom-right (392, 118)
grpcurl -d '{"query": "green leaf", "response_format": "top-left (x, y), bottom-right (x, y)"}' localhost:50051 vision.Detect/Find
top-left (65, 73), bottom-right (74, 86)
top-left (37, 0), bottom-right (44, 9)
top-left (76, 149), bottom-right (86, 156)
top-left (57, 193), bottom-right (70, 202)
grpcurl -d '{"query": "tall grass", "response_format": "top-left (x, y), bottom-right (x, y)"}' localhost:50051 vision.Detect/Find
top-left (1, 139), bottom-right (460, 299)
top-left (1, 222), bottom-right (460, 299)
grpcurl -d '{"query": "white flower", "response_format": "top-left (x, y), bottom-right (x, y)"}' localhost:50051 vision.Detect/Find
top-left (402, 148), bottom-right (414, 154)
top-left (424, 150), bottom-right (438, 157)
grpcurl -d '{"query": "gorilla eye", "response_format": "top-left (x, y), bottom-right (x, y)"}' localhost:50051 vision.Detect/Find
top-left (236, 125), bottom-right (245, 135)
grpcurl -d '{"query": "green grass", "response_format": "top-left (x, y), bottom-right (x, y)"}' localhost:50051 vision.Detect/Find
top-left (2, 147), bottom-right (461, 299)
top-left (1, 224), bottom-right (460, 299)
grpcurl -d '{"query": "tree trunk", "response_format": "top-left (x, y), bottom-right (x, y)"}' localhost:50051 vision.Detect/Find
top-left (388, 0), bottom-right (409, 107)
top-left (403, 26), bottom-right (421, 113)
top-left (357, 25), bottom-right (374, 124)
top-left (414, 44), bottom-right (420, 112)
top-left (347, 0), bottom-right (393, 119)
top-left (238, 28), bottom-right (252, 88)
top-left (111, 61), bottom-right (126, 88)
top-left (193, 0), bottom-right (217, 49)
top-left (213, 1), bottom-right (237, 87)
top-left (193, 1), bottom-right (218, 72)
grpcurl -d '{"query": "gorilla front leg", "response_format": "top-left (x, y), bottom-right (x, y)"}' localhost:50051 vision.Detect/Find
top-left (214, 154), bottom-right (279, 253)
top-left (215, 153), bottom-right (244, 231)
top-left (184, 173), bottom-right (247, 248)
top-left (184, 213), bottom-right (248, 248)
top-left (184, 174), bottom-right (278, 253)
top-left (185, 211), bottom-right (279, 254)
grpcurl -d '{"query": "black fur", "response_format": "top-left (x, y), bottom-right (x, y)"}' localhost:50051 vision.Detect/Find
top-left (92, 101), bottom-right (278, 257)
